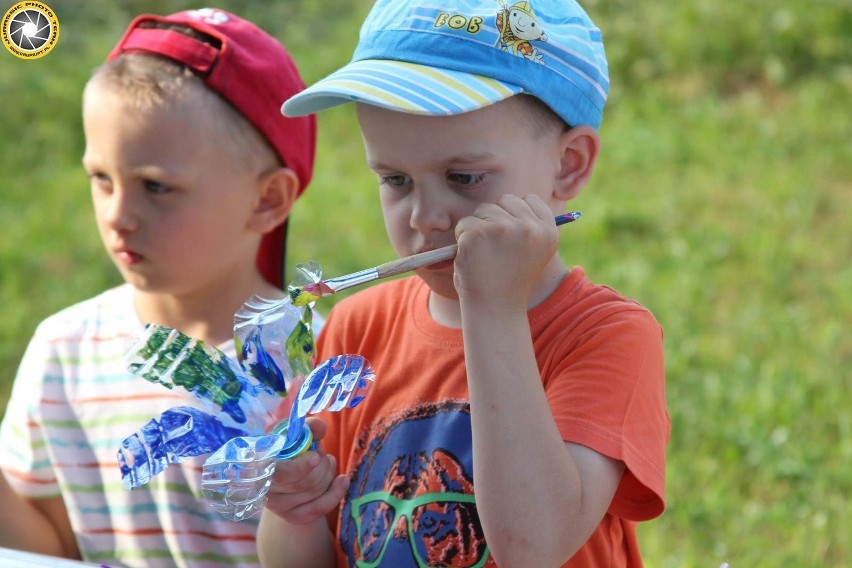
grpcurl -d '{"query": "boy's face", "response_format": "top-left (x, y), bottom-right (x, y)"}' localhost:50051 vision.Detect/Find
top-left (357, 97), bottom-right (567, 300)
top-left (82, 83), bottom-right (266, 296)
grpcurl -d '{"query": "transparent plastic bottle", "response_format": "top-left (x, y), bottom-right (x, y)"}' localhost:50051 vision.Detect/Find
top-left (201, 420), bottom-right (315, 521)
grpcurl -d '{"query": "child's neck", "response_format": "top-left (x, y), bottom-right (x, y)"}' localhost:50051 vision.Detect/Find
top-left (132, 275), bottom-right (283, 346)
top-left (427, 292), bottom-right (463, 328)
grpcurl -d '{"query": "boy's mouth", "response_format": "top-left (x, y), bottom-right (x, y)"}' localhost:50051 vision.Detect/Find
top-left (114, 248), bottom-right (143, 266)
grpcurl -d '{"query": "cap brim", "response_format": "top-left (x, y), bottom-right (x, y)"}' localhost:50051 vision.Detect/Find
top-left (282, 60), bottom-right (523, 117)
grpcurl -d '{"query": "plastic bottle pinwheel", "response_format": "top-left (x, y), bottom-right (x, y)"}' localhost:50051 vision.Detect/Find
top-left (117, 262), bottom-right (375, 521)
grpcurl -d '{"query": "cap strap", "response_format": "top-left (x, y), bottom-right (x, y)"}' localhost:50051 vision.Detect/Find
top-left (118, 28), bottom-right (219, 75)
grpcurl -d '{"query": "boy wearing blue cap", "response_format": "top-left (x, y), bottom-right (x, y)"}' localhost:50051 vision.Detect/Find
top-left (258, 1), bottom-right (669, 566)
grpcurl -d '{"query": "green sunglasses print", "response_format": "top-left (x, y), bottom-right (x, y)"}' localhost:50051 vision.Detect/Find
top-left (350, 490), bottom-right (490, 568)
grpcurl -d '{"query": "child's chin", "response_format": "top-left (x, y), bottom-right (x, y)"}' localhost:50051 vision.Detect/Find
top-left (118, 272), bottom-right (166, 294)
top-left (418, 273), bottom-right (458, 300)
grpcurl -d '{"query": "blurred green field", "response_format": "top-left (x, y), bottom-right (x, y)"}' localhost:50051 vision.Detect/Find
top-left (1, 1), bottom-right (849, 566)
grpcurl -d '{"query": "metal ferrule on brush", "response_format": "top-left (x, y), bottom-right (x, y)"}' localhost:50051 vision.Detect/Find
top-left (323, 267), bottom-right (380, 294)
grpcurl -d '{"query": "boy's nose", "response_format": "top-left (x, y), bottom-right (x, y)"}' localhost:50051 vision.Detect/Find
top-left (409, 189), bottom-right (452, 234)
top-left (101, 189), bottom-right (139, 232)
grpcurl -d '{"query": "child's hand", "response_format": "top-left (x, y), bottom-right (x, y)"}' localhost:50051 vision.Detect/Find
top-left (453, 194), bottom-right (559, 308)
top-left (264, 417), bottom-right (350, 525)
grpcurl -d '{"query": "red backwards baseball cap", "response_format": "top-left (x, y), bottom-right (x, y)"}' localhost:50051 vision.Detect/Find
top-left (108, 8), bottom-right (317, 289)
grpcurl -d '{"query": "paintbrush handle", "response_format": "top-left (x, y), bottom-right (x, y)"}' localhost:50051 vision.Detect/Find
top-left (373, 211), bottom-right (581, 279)
top-left (322, 211), bottom-right (582, 295)
top-left (375, 244), bottom-right (458, 279)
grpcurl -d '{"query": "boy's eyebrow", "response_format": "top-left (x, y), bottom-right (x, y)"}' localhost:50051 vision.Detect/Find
top-left (133, 164), bottom-right (170, 175)
top-left (368, 152), bottom-right (498, 170)
top-left (131, 164), bottom-right (186, 182)
top-left (446, 152), bottom-right (498, 165)
top-left (79, 156), bottom-right (179, 180)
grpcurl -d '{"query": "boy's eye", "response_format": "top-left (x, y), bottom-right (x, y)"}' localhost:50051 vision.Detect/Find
top-left (447, 172), bottom-right (485, 187)
top-left (379, 174), bottom-right (410, 188)
top-left (143, 179), bottom-right (171, 194)
top-left (88, 172), bottom-right (112, 190)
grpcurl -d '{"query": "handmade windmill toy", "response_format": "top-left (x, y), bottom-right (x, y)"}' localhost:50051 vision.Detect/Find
top-left (117, 263), bottom-right (375, 521)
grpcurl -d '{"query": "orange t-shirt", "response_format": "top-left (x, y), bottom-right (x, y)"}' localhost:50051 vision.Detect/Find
top-left (317, 269), bottom-right (669, 567)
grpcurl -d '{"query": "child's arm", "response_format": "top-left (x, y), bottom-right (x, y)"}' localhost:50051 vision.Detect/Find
top-left (0, 471), bottom-right (80, 558)
top-left (455, 194), bottom-right (624, 566)
top-left (257, 418), bottom-right (348, 568)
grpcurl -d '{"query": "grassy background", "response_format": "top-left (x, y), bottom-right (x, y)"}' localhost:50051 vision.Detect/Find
top-left (1, 1), bottom-right (849, 566)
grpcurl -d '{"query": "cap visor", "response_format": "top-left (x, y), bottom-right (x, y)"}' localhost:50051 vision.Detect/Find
top-left (282, 60), bottom-right (522, 117)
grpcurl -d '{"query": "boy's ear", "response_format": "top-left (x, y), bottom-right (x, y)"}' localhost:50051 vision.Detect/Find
top-left (553, 125), bottom-right (601, 201)
top-left (247, 167), bottom-right (300, 234)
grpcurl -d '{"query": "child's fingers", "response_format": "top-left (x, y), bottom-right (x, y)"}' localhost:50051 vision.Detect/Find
top-left (456, 194), bottom-right (555, 244)
top-left (278, 473), bottom-right (351, 525)
top-left (521, 194), bottom-right (557, 223)
top-left (304, 416), bottom-right (329, 442)
top-left (264, 452), bottom-right (337, 519)
top-left (269, 451), bottom-right (336, 494)
top-left (491, 195), bottom-right (556, 227)
top-left (454, 201), bottom-right (508, 241)
top-left (493, 194), bottom-right (539, 221)
top-left (457, 195), bottom-right (550, 238)
top-left (264, 453), bottom-right (346, 524)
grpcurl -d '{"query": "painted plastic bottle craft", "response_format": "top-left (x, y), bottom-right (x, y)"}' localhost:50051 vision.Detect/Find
top-left (201, 354), bottom-right (374, 521)
top-left (116, 262), bottom-right (374, 520)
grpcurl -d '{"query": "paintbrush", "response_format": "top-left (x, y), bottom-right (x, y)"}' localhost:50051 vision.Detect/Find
top-left (289, 211), bottom-right (582, 306)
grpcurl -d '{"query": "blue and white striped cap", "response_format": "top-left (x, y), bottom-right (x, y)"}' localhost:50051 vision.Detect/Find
top-left (283, 0), bottom-right (609, 129)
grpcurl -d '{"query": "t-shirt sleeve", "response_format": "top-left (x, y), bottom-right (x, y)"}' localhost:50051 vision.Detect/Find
top-left (0, 322), bottom-right (61, 497)
top-left (545, 307), bottom-right (669, 521)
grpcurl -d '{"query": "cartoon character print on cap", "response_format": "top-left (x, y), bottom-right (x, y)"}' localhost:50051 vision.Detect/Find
top-left (341, 400), bottom-right (493, 567)
top-left (495, 0), bottom-right (548, 63)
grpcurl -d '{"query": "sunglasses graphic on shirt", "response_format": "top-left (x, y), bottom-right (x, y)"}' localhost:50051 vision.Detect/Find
top-left (351, 490), bottom-right (490, 568)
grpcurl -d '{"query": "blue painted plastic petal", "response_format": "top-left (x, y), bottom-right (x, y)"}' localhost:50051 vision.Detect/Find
top-left (283, 355), bottom-right (375, 448)
top-left (240, 325), bottom-right (287, 395)
top-left (118, 406), bottom-right (247, 490)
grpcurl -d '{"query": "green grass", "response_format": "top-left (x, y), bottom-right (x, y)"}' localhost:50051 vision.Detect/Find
top-left (1, 1), bottom-right (849, 566)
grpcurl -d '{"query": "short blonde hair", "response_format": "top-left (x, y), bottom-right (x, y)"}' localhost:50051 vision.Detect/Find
top-left (514, 94), bottom-right (570, 135)
top-left (87, 28), bottom-right (279, 172)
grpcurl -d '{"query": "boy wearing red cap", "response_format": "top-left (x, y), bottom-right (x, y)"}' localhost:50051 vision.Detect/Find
top-left (0, 8), bottom-right (316, 567)
top-left (258, 0), bottom-right (668, 567)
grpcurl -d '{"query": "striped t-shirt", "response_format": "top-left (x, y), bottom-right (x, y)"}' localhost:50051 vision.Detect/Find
top-left (0, 284), bottom-right (309, 567)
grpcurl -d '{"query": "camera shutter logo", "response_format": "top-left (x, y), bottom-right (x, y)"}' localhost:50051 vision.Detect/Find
top-left (2, 1), bottom-right (60, 59)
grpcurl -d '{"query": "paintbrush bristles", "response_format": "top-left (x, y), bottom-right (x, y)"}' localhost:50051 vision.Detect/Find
top-left (289, 282), bottom-right (334, 307)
